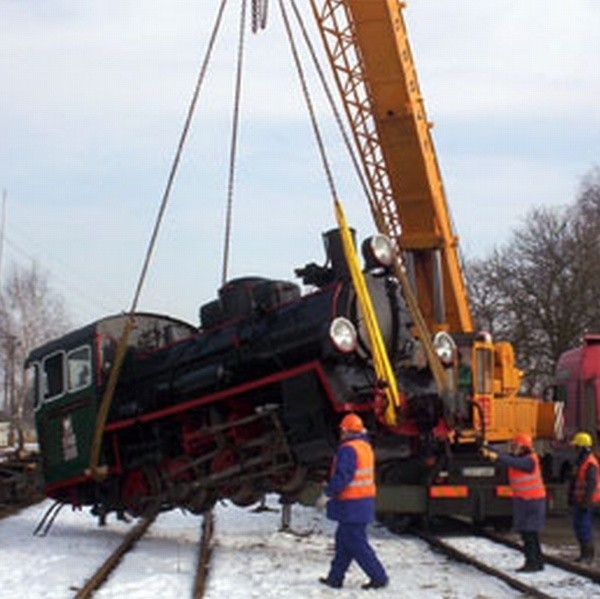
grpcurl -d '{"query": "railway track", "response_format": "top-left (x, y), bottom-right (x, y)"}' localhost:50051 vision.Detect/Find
top-left (2, 496), bottom-right (597, 597)
top-left (69, 507), bottom-right (215, 599)
top-left (481, 524), bottom-right (600, 585)
top-left (192, 510), bottom-right (215, 599)
top-left (412, 519), bottom-right (600, 599)
top-left (72, 510), bottom-right (159, 599)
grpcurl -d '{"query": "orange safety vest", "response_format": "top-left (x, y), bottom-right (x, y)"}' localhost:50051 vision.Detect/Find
top-left (574, 453), bottom-right (600, 504)
top-left (334, 438), bottom-right (376, 501)
top-left (508, 452), bottom-right (546, 500)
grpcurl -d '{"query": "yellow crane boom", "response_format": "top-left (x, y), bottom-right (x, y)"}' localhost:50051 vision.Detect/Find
top-left (310, 0), bottom-right (472, 334)
top-left (310, 0), bottom-right (555, 442)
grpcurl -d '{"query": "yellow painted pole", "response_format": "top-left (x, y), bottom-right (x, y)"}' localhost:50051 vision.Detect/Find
top-left (334, 199), bottom-right (401, 424)
top-left (88, 315), bottom-right (135, 480)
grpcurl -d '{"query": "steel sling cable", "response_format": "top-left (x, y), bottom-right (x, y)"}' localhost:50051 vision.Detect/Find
top-left (289, 0), bottom-right (375, 214)
top-left (277, 0), bottom-right (337, 201)
top-left (278, 0), bottom-right (401, 422)
top-left (252, 0), bottom-right (269, 33)
top-left (89, 0), bottom-right (229, 479)
top-left (301, 0), bottom-right (450, 397)
top-left (221, 0), bottom-right (248, 285)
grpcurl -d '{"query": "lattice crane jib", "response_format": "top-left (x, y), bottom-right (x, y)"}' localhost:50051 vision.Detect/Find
top-left (310, 0), bottom-right (473, 335)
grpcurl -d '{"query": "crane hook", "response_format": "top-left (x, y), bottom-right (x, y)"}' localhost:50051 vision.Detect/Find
top-left (252, 0), bottom-right (268, 33)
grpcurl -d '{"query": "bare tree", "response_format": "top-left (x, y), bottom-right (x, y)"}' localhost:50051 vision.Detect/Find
top-left (0, 263), bottom-right (71, 449)
top-left (567, 167), bottom-right (600, 332)
top-left (465, 168), bottom-right (600, 392)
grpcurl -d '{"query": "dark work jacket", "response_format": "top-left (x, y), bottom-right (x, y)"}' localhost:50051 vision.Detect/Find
top-left (325, 433), bottom-right (376, 524)
top-left (497, 452), bottom-right (546, 532)
top-left (569, 448), bottom-right (599, 506)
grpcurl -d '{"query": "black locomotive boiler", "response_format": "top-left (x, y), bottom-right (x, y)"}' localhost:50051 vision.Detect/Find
top-left (27, 229), bottom-right (451, 520)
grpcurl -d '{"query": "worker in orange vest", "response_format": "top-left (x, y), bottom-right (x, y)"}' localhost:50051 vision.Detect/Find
top-left (317, 413), bottom-right (388, 590)
top-left (481, 433), bottom-right (546, 572)
top-left (568, 431), bottom-right (600, 563)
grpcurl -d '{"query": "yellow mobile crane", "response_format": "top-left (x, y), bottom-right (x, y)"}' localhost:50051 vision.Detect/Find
top-left (310, 0), bottom-right (554, 446)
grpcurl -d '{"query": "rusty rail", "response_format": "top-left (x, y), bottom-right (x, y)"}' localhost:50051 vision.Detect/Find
top-left (192, 510), bottom-right (215, 598)
top-left (73, 510), bottom-right (158, 599)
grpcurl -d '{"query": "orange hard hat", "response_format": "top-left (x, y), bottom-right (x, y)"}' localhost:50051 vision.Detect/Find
top-left (513, 433), bottom-right (533, 449)
top-left (340, 413), bottom-right (365, 433)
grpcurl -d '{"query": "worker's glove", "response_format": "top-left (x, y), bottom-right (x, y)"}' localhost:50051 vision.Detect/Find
top-left (314, 492), bottom-right (329, 511)
top-left (480, 447), bottom-right (498, 462)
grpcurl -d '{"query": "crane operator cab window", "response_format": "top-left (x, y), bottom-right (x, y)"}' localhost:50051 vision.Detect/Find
top-left (473, 333), bottom-right (494, 397)
top-left (458, 349), bottom-right (473, 396)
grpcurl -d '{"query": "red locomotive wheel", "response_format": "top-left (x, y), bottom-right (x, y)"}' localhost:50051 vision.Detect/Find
top-left (122, 466), bottom-right (161, 516)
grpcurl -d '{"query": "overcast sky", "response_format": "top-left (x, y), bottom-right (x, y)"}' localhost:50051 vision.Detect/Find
top-left (1, 1), bottom-right (598, 328)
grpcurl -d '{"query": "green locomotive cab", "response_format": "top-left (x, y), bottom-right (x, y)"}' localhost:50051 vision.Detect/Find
top-left (26, 313), bottom-right (197, 498)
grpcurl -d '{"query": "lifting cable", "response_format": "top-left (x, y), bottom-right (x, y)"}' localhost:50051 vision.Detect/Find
top-left (252, 0), bottom-right (269, 33)
top-left (277, 0), bottom-right (337, 201)
top-left (278, 0), bottom-right (401, 422)
top-left (88, 0), bottom-right (229, 480)
top-left (301, 0), bottom-right (450, 397)
top-left (290, 0), bottom-right (375, 213)
top-left (282, 1), bottom-right (449, 409)
top-left (221, 0), bottom-right (249, 285)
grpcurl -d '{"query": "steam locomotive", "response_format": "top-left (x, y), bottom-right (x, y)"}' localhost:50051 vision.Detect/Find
top-left (27, 229), bottom-right (460, 521)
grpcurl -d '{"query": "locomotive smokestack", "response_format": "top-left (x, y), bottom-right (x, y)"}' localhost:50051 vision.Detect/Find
top-left (323, 228), bottom-right (355, 281)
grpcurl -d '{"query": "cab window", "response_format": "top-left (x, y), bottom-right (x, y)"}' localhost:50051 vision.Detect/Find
top-left (27, 363), bottom-right (41, 409)
top-left (474, 347), bottom-right (493, 395)
top-left (67, 346), bottom-right (91, 392)
top-left (42, 351), bottom-right (65, 401)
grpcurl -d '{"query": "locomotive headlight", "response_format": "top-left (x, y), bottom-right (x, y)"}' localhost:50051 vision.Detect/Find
top-left (329, 317), bottom-right (358, 353)
top-left (362, 234), bottom-right (394, 270)
top-left (433, 331), bottom-right (456, 366)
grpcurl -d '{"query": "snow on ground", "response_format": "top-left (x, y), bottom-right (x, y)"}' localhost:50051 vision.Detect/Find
top-left (0, 497), bottom-right (579, 599)
top-left (205, 497), bottom-right (517, 599)
top-left (0, 501), bottom-right (199, 599)
top-left (446, 536), bottom-right (599, 599)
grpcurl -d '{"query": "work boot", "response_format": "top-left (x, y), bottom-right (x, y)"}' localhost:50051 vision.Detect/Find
top-left (516, 562), bottom-right (543, 573)
top-left (319, 577), bottom-right (342, 589)
top-left (361, 579), bottom-right (389, 590)
top-left (574, 541), bottom-right (594, 563)
top-left (583, 541), bottom-right (595, 564)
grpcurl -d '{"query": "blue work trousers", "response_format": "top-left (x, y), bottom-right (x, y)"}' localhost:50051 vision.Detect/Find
top-left (328, 522), bottom-right (387, 584)
top-left (572, 505), bottom-right (595, 544)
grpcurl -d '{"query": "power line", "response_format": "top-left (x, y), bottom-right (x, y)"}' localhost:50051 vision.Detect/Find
top-left (2, 235), bottom-right (119, 318)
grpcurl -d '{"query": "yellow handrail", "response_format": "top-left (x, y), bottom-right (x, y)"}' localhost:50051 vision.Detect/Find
top-left (334, 199), bottom-right (401, 424)
top-left (88, 316), bottom-right (135, 480)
